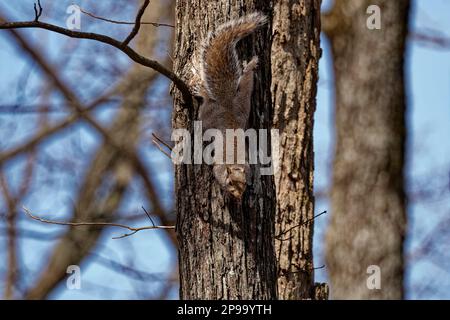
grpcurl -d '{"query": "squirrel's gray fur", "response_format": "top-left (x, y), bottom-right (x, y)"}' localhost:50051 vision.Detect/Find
top-left (193, 12), bottom-right (267, 199)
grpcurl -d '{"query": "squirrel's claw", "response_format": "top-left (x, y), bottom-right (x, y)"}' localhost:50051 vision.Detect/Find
top-left (243, 56), bottom-right (259, 73)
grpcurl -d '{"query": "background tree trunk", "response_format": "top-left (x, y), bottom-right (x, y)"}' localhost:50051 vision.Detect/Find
top-left (271, 0), bottom-right (323, 299)
top-left (172, 0), bottom-right (277, 299)
top-left (323, 0), bottom-right (410, 299)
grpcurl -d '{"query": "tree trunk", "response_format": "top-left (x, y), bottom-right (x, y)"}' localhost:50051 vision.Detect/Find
top-left (323, 0), bottom-right (410, 299)
top-left (172, 1), bottom-right (277, 299)
top-left (271, 0), bottom-right (323, 299)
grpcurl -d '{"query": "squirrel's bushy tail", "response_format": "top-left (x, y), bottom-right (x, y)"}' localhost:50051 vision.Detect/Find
top-left (200, 12), bottom-right (267, 101)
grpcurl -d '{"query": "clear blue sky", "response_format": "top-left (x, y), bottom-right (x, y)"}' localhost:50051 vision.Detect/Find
top-left (0, 0), bottom-right (449, 299)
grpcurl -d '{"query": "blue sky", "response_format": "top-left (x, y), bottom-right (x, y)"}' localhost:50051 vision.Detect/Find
top-left (0, 0), bottom-right (449, 299)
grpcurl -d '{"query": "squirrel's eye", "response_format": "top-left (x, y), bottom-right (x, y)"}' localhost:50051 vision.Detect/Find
top-left (194, 95), bottom-right (204, 105)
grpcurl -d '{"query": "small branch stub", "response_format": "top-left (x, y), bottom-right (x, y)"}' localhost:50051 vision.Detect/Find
top-left (34, 0), bottom-right (43, 22)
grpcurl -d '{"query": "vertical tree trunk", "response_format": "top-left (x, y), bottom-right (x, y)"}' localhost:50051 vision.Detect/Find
top-left (323, 0), bottom-right (410, 299)
top-left (271, 0), bottom-right (323, 299)
top-left (172, 0), bottom-right (277, 299)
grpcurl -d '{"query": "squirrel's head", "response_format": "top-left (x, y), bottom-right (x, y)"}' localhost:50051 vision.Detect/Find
top-left (213, 164), bottom-right (249, 200)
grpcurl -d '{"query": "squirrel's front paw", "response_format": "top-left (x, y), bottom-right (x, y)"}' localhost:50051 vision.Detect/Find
top-left (213, 164), bottom-right (249, 199)
top-left (243, 56), bottom-right (259, 73)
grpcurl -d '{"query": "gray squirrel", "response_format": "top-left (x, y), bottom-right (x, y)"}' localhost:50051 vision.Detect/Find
top-left (192, 12), bottom-right (267, 199)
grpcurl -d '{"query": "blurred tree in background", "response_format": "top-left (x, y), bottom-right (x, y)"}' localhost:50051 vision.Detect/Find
top-left (323, 0), bottom-right (409, 299)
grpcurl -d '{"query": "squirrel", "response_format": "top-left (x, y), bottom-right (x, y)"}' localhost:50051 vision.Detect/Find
top-left (191, 12), bottom-right (268, 199)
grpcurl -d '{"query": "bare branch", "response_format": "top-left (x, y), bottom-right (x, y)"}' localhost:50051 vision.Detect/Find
top-left (411, 31), bottom-right (450, 49)
top-left (122, 0), bottom-right (151, 47)
top-left (2, 19), bottom-right (174, 183)
top-left (0, 15), bottom-right (192, 104)
top-left (142, 206), bottom-right (156, 227)
top-left (275, 210), bottom-right (327, 241)
top-left (79, 6), bottom-right (174, 28)
top-left (5, 23), bottom-right (177, 248)
top-left (22, 206), bottom-right (175, 240)
top-left (152, 132), bottom-right (173, 151)
top-left (33, 0), bottom-right (43, 22)
top-left (132, 157), bottom-right (178, 246)
top-left (151, 138), bottom-right (172, 159)
top-left (151, 132), bottom-right (173, 158)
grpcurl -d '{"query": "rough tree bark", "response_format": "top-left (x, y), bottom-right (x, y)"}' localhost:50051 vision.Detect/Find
top-left (172, 0), bottom-right (277, 299)
top-left (323, 0), bottom-right (410, 299)
top-left (271, 0), bottom-right (324, 299)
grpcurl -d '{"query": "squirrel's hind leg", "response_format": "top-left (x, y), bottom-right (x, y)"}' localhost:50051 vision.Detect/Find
top-left (234, 56), bottom-right (259, 122)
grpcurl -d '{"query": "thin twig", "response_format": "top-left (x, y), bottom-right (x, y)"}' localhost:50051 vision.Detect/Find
top-left (411, 31), bottom-right (450, 50)
top-left (22, 206), bottom-right (174, 240)
top-left (33, 0), bottom-right (42, 22)
top-left (79, 6), bottom-right (174, 28)
top-left (151, 132), bottom-right (173, 158)
top-left (276, 210), bottom-right (327, 241)
top-left (122, 0), bottom-right (151, 47)
top-left (165, 49), bottom-right (175, 64)
top-left (152, 138), bottom-right (172, 159)
top-left (141, 206), bottom-right (155, 227)
top-left (314, 265), bottom-right (326, 270)
top-left (279, 264), bottom-right (326, 277)
top-left (152, 133), bottom-right (173, 151)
